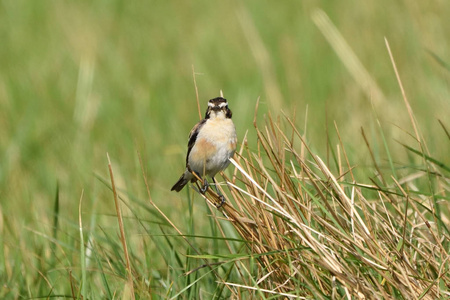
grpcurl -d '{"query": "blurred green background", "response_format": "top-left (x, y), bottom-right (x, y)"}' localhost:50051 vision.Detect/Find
top-left (0, 0), bottom-right (449, 297)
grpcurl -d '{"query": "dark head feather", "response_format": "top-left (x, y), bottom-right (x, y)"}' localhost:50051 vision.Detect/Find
top-left (204, 97), bottom-right (232, 119)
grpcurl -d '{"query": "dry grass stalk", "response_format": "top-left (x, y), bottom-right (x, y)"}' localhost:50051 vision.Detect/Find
top-left (195, 111), bottom-right (448, 299)
top-left (107, 153), bottom-right (136, 299)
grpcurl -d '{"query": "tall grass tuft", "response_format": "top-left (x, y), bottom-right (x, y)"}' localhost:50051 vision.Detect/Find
top-left (164, 100), bottom-right (449, 299)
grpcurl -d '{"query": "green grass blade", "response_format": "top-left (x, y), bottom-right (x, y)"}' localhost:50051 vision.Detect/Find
top-left (399, 142), bottom-right (450, 173)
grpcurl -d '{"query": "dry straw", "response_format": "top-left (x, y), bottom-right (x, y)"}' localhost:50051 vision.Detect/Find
top-left (185, 99), bottom-right (448, 299)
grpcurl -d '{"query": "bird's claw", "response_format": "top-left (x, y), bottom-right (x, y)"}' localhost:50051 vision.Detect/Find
top-left (200, 179), bottom-right (209, 194)
top-left (215, 195), bottom-right (226, 208)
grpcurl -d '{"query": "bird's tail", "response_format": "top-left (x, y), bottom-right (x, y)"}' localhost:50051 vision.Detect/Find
top-left (171, 173), bottom-right (189, 192)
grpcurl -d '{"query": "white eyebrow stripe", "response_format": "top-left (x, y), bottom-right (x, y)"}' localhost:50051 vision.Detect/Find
top-left (208, 101), bottom-right (228, 108)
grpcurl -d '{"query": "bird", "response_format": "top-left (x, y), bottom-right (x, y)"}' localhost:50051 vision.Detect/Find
top-left (171, 97), bottom-right (237, 206)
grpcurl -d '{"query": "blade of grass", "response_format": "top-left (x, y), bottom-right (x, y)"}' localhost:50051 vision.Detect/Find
top-left (78, 190), bottom-right (86, 299)
top-left (376, 119), bottom-right (398, 180)
top-left (398, 142), bottom-right (450, 173)
top-left (438, 119), bottom-right (450, 140)
top-left (107, 153), bottom-right (135, 299)
top-left (92, 240), bottom-right (113, 299)
top-left (52, 182), bottom-right (60, 245)
top-left (192, 64), bottom-right (202, 121)
top-left (137, 150), bottom-right (236, 297)
top-left (312, 9), bottom-right (385, 104)
top-left (385, 38), bottom-right (420, 142)
top-left (426, 49), bottom-right (450, 72)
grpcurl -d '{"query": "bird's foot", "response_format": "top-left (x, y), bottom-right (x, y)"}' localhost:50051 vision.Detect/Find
top-left (215, 195), bottom-right (226, 208)
top-left (200, 178), bottom-right (209, 194)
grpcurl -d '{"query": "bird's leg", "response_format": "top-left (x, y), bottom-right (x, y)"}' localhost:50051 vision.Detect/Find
top-left (192, 170), bottom-right (208, 193)
top-left (211, 177), bottom-right (226, 208)
top-left (200, 178), bottom-right (209, 194)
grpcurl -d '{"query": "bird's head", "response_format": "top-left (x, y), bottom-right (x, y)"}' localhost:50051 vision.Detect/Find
top-left (205, 97), bottom-right (232, 120)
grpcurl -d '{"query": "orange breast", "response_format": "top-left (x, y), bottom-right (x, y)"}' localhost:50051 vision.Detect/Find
top-left (189, 138), bottom-right (217, 163)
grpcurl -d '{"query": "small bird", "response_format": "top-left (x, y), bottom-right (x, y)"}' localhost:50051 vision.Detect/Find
top-left (171, 97), bottom-right (237, 206)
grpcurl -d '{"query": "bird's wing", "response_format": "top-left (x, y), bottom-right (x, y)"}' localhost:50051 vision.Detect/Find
top-left (186, 119), bottom-right (207, 165)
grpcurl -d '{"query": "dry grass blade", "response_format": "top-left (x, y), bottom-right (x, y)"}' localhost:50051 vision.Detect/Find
top-left (192, 64), bottom-right (202, 121)
top-left (107, 153), bottom-right (135, 299)
top-left (312, 9), bottom-right (385, 105)
top-left (384, 38), bottom-right (420, 143)
top-left (194, 111), bottom-right (447, 298)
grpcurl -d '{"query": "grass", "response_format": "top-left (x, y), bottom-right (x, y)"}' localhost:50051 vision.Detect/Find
top-left (179, 95), bottom-right (449, 298)
top-left (1, 1), bottom-right (449, 299)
